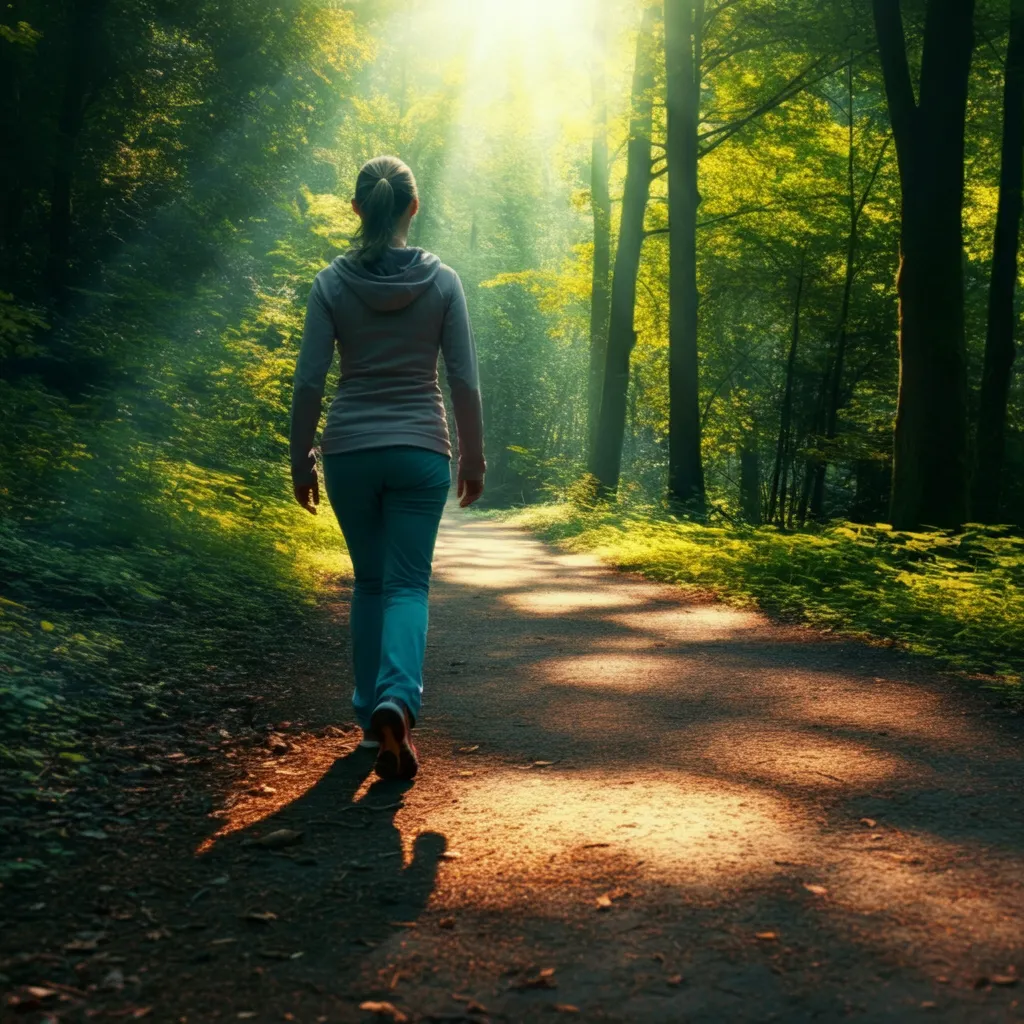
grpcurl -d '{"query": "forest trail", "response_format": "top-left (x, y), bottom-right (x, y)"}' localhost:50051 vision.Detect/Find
top-left (5, 515), bottom-right (1024, 1022)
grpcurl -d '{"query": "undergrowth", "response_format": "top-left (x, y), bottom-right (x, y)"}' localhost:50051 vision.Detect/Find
top-left (497, 499), bottom-right (1024, 690)
top-left (0, 452), bottom-right (344, 797)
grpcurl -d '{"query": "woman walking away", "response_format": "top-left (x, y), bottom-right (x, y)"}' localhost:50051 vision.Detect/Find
top-left (289, 155), bottom-right (485, 782)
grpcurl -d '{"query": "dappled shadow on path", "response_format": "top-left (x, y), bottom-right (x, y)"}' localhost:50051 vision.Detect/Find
top-left (381, 515), bottom-right (1024, 1021)
top-left (18, 515), bottom-right (1017, 1022)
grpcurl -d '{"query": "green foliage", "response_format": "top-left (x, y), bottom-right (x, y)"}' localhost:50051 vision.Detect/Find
top-left (0, 0), bottom-right (367, 783)
top-left (500, 499), bottom-right (1024, 689)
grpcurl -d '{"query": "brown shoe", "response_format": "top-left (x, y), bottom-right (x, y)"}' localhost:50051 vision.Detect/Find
top-left (370, 700), bottom-right (418, 780)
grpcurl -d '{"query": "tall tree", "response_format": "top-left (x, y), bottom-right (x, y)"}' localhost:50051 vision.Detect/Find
top-left (589, 4), bottom-right (658, 494)
top-left (664, 0), bottom-right (706, 511)
top-left (587, 1), bottom-right (612, 460)
top-left (767, 257), bottom-right (806, 524)
top-left (809, 64), bottom-right (890, 521)
top-left (45, 0), bottom-right (111, 309)
top-left (973, 0), bottom-right (1024, 523)
top-left (872, 0), bottom-right (975, 529)
top-left (662, 1), bottom-right (844, 512)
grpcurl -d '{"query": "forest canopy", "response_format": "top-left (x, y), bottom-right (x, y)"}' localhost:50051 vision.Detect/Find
top-left (2, 0), bottom-right (1023, 776)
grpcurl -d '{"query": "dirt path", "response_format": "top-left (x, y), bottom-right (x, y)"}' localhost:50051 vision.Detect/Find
top-left (4, 514), bottom-right (1024, 1022)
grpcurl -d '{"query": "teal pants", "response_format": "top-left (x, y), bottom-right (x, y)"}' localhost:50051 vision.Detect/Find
top-left (322, 446), bottom-right (450, 728)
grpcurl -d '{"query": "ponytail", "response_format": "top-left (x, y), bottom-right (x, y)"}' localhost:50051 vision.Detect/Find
top-left (351, 156), bottom-right (418, 267)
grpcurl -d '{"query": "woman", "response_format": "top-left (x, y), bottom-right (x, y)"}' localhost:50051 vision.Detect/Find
top-left (289, 155), bottom-right (485, 782)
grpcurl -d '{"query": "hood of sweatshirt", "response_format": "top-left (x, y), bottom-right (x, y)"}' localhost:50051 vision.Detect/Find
top-left (329, 247), bottom-right (442, 312)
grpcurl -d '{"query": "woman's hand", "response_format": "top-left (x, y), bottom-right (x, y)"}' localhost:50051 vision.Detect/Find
top-left (294, 477), bottom-right (320, 515)
top-left (458, 476), bottom-right (484, 508)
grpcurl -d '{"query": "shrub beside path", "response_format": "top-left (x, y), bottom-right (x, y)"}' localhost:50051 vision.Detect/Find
top-left (3, 514), bottom-right (1023, 1021)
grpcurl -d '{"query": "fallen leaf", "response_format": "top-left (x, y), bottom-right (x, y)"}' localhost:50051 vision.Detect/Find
top-left (554, 1005), bottom-right (580, 1014)
top-left (667, 974), bottom-right (683, 986)
top-left (803, 883), bottom-right (828, 896)
top-left (450, 994), bottom-right (488, 1013)
top-left (595, 886), bottom-right (631, 910)
top-left (237, 1013), bottom-right (257, 1020)
top-left (457, 770), bottom-right (475, 777)
top-left (755, 931), bottom-right (778, 941)
top-left (63, 938), bottom-right (99, 952)
top-left (24, 987), bottom-right (56, 1000)
top-left (991, 973), bottom-right (1019, 987)
top-left (457, 745), bottom-right (480, 754)
top-left (243, 911), bottom-right (278, 924)
top-left (359, 1000), bottom-right (408, 1022)
top-left (532, 760), bottom-right (556, 767)
top-left (512, 968), bottom-right (558, 990)
top-left (440, 851), bottom-right (462, 860)
top-left (859, 818), bottom-right (877, 827)
top-left (266, 733), bottom-right (290, 754)
top-left (247, 829), bottom-right (303, 849)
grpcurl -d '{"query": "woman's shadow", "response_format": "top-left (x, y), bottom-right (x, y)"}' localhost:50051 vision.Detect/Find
top-left (208, 745), bottom-right (447, 984)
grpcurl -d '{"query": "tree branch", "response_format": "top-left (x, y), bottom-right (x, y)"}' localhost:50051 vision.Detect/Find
top-left (871, 0), bottom-right (916, 167)
top-left (854, 135), bottom-right (891, 223)
top-left (698, 55), bottom-right (851, 157)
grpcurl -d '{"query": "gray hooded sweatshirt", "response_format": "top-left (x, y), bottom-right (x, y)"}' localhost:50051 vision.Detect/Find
top-left (289, 247), bottom-right (485, 486)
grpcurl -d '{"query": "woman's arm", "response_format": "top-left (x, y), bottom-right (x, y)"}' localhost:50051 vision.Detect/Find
top-left (440, 272), bottom-right (486, 502)
top-left (289, 276), bottom-right (335, 512)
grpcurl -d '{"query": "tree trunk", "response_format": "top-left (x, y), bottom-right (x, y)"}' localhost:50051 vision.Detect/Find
top-left (872, 0), bottom-right (974, 530)
top-left (812, 63), bottom-right (861, 519)
top-left (739, 445), bottom-right (761, 524)
top-left (767, 261), bottom-right (805, 525)
top-left (973, 0), bottom-right (1024, 523)
top-left (665, 0), bottom-right (707, 511)
top-left (45, 0), bottom-right (110, 308)
top-left (587, 2), bottom-right (612, 461)
top-left (589, 5), bottom-right (658, 495)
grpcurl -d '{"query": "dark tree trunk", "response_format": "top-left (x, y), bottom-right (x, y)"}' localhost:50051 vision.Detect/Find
top-left (768, 261), bottom-right (805, 525)
top-left (589, 5), bottom-right (658, 495)
top-left (587, 3), bottom-right (612, 461)
top-left (973, 0), bottom-right (1024, 522)
top-left (853, 457), bottom-right (892, 523)
top-left (872, 0), bottom-right (974, 530)
top-left (46, 0), bottom-right (110, 307)
top-left (665, 0), bottom-right (707, 511)
top-left (796, 445), bottom-right (815, 526)
top-left (739, 445), bottom-right (761, 524)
